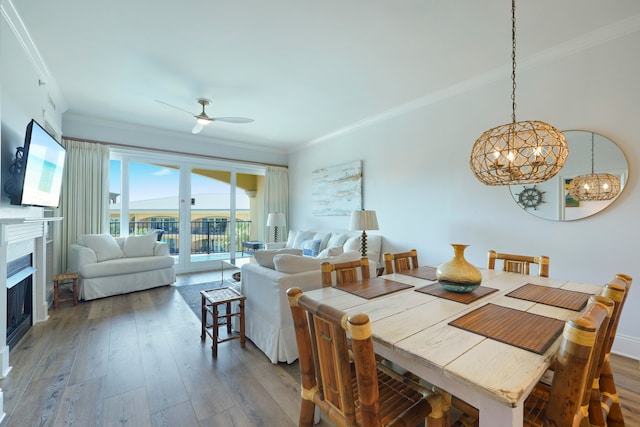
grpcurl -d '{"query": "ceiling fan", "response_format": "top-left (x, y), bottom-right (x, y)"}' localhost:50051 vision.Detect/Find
top-left (155, 98), bottom-right (253, 134)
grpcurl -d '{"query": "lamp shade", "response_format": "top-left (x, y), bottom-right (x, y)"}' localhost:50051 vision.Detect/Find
top-left (349, 210), bottom-right (379, 231)
top-left (266, 212), bottom-right (286, 227)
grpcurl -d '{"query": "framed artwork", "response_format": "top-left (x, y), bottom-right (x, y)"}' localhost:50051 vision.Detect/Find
top-left (312, 160), bottom-right (362, 216)
top-left (564, 178), bottom-right (580, 208)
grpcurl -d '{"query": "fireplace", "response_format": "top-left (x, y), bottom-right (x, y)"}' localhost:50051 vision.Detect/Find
top-left (6, 254), bottom-right (34, 348)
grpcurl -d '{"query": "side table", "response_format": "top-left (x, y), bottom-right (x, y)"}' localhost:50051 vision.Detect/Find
top-left (200, 287), bottom-right (246, 357)
top-left (241, 241), bottom-right (264, 256)
top-left (53, 272), bottom-right (79, 308)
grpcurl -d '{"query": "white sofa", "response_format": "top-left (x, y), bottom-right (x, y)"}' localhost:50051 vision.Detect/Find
top-left (241, 230), bottom-right (382, 364)
top-left (68, 233), bottom-right (176, 300)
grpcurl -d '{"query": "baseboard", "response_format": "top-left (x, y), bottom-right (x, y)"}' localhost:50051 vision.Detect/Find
top-left (611, 333), bottom-right (640, 361)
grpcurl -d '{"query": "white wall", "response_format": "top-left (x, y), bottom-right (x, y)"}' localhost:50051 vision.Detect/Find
top-left (288, 30), bottom-right (640, 359)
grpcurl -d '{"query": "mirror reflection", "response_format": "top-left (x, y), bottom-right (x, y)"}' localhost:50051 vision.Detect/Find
top-left (510, 130), bottom-right (628, 221)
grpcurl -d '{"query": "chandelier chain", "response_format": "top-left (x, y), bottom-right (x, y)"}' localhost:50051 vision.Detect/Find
top-left (591, 132), bottom-right (595, 174)
top-left (511, 0), bottom-right (517, 124)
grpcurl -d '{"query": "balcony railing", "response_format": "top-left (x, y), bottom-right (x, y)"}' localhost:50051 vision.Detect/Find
top-left (109, 220), bottom-right (252, 255)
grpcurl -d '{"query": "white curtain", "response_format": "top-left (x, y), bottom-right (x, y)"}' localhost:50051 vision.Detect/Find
top-left (263, 166), bottom-right (289, 243)
top-left (58, 138), bottom-right (110, 272)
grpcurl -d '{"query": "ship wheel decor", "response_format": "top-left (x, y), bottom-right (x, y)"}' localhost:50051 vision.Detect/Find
top-left (516, 186), bottom-right (545, 210)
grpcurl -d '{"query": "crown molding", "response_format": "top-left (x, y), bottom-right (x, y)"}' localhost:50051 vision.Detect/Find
top-left (1, 0), bottom-right (67, 113)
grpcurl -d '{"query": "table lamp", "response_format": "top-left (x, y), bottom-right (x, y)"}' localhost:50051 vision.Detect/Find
top-left (349, 209), bottom-right (378, 257)
top-left (266, 212), bottom-right (286, 242)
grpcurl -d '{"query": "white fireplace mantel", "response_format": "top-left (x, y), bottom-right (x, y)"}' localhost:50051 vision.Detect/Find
top-left (0, 217), bottom-right (62, 422)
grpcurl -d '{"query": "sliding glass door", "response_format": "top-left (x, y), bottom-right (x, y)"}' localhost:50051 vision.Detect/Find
top-left (110, 150), bottom-right (264, 273)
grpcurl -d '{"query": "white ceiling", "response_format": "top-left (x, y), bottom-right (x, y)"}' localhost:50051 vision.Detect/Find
top-left (10, 0), bottom-right (640, 151)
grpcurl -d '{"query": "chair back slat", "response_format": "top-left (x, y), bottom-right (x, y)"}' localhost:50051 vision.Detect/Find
top-left (383, 249), bottom-right (419, 274)
top-left (591, 275), bottom-right (632, 426)
top-left (487, 250), bottom-right (549, 277)
top-left (287, 286), bottom-right (446, 427)
top-left (321, 258), bottom-right (370, 287)
top-left (544, 300), bottom-right (609, 426)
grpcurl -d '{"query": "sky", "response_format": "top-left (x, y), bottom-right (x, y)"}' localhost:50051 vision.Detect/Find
top-left (110, 160), bottom-right (237, 201)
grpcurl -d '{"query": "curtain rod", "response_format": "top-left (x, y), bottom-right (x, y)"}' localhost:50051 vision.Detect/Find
top-left (62, 135), bottom-right (288, 168)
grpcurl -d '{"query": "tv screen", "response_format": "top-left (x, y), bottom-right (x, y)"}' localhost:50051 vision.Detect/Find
top-left (14, 119), bottom-right (66, 207)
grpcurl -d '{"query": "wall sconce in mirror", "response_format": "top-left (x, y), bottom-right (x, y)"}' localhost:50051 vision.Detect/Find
top-left (510, 130), bottom-right (628, 221)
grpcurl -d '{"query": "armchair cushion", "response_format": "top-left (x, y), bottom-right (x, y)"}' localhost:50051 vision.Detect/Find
top-left (273, 250), bottom-right (360, 274)
top-left (254, 248), bottom-right (303, 269)
top-left (77, 234), bottom-right (124, 262)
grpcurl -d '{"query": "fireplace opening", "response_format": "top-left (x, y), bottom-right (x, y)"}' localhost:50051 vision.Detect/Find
top-left (7, 254), bottom-right (34, 348)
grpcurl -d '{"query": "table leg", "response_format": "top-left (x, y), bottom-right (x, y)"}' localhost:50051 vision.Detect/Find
top-left (226, 302), bottom-right (232, 334)
top-left (201, 295), bottom-right (206, 341)
top-left (239, 299), bottom-right (246, 348)
top-left (212, 303), bottom-right (219, 358)
top-left (53, 279), bottom-right (59, 309)
top-left (72, 278), bottom-right (78, 305)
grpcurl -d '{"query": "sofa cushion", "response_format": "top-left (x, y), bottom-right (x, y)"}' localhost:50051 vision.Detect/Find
top-left (327, 233), bottom-right (349, 249)
top-left (123, 233), bottom-right (157, 257)
top-left (273, 250), bottom-right (360, 274)
top-left (254, 248), bottom-right (303, 269)
top-left (301, 239), bottom-right (322, 257)
top-left (78, 234), bottom-right (124, 262)
top-left (79, 255), bottom-right (175, 279)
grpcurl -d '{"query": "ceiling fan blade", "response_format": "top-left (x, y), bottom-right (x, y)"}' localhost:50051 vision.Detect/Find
top-left (154, 99), bottom-right (195, 116)
top-left (192, 122), bottom-right (205, 134)
top-left (213, 117), bottom-right (254, 124)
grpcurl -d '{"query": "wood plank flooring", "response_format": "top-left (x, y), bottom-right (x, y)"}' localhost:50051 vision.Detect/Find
top-left (1, 270), bottom-right (639, 426)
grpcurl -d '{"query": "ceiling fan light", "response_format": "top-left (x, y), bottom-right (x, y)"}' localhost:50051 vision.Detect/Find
top-left (196, 116), bottom-right (212, 125)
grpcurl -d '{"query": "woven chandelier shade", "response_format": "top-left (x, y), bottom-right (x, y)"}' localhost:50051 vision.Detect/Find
top-left (469, 0), bottom-right (568, 186)
top-left (567, 132), bottom-right (621, 201)
top-left (568, 173), bottom-right (621, 201)
top-left (470, 120), bottom-right (569, 186)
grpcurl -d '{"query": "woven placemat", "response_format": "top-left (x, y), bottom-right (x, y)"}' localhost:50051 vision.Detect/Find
top-left (397, 266), bottom-right (438, 281)
top-left (449, 303), bottom-right (565, 354)
top-left (415, 283), bottom-right (499, 304)
top-left (336, 277), bottom-right (413, 300)
top-left (506, 283), bottom-right (591, 311)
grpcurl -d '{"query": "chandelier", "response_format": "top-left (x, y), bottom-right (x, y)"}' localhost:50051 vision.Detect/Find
top-left (568, 133), bottom-right (621, 201)
top-left (469, 0), bottom-right (569, 186)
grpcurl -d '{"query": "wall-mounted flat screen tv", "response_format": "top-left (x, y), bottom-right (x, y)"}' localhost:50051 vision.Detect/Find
top-left (11, 119), bottom-right (66, 208)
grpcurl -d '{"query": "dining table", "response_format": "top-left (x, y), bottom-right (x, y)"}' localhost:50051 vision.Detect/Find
top-left (303, 267), bottom-right (602, 427)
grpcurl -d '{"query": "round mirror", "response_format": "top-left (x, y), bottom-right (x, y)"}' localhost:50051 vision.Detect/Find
top-left (510, 130), bottom-right (628, 221)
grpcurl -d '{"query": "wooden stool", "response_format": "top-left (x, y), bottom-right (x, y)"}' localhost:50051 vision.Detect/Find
top-left (53, 272), bottom-right (79, 308)
top-left (200, 287), bottom-right (246, 357)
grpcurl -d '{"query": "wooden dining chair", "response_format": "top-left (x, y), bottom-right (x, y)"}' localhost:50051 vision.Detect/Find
top-left (590, 274), bottom-right (632, 427)
top-left (487, 250), bottom-right (550, 277)
top-left (451, 296), bottom-right (613, 427)
top-left (383, 249), bottom-right (418, 274)
top-left (286, 286), bottom-right (450, 426)
top-left (321, 257), bottom-right (370, 287)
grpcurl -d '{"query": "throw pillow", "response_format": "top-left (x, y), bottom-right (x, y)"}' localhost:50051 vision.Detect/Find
top-left (292, 231), bottom-right (315, 249)
top-left (78, 234), bottom-right (124, 262)
top-left (301, 239), bottom-right (322, 257)
top-left (285, 230), bottom-right (297, 248)
top-left (312, 232), bottom-right (332, 252)
top-left (326, 233), bottom-right (348, 249)
top-left (317, 246), bottom-right (344, 259)
top-left (343, 235), bottom-right (361, 253)
top-left (254, 248), bottom-right (303, 269)
top-left (123, 233), bottom-right (157, 257)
